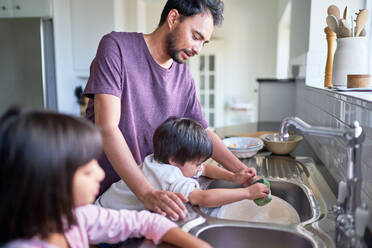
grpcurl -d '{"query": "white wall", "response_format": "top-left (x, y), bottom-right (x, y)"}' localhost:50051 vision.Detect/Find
top-left (213, 0), bottom-right (279, 121)
top-left (145, 0), bottom-right (165, 33)
top-left (53, 0), bottom-right (80, 115)
top-left (306, 0), bottom-right (365, 87)
top-left (288, 0), bottom-right (310, 78)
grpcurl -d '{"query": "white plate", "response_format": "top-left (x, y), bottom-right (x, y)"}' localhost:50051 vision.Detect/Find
top-left (217, 196), bottom-right (300, 225)
top-left (222, 137), bottom-right (263, 151)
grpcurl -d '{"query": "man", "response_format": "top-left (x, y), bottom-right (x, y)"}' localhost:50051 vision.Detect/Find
top-left (84, 0), bottom-right (257, 220)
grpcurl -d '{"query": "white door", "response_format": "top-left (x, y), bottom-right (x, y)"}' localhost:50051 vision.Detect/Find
top-left (189, 40), bottom-right (224, 129)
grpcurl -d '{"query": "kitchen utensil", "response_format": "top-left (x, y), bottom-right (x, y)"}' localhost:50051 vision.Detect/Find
top-left (327, 5), bottom-right (340, 20)
top-left (237, 131), bottom-right (276, 150)
top-left (343, 6), bottom-right (348, 20)
top-left (260, 134), bottom-right (303, 155)
top-left (238, 131), bottom-right (276, 139)
top-left (359, 28), bottom-right (367, 36)
top-left (347, 74), bottom-right (371, 88)
top-left (324, 26), bottom-right (337, 88)
top-left (355, 9), bottom-right (369, 36)
top-left (326, 15), bottom-right (339, 35)
top-left (217, 196), bottom-right (300, 224)
top-left (222, 137), bottom-right (263, 158)
top-left (338, 19), bottom-right (351, 38)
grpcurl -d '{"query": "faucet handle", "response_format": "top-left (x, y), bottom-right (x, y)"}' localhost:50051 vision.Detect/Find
top-left (337, 181), bottom-right (348, 204)
top-left (355, 204), bottom-right (370, 237)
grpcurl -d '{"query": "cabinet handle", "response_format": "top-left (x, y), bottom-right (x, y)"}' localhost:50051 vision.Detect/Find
top-left (1, 6), bottom-right (6, 11)
top-left (15, 5), bottom-right (20, 10)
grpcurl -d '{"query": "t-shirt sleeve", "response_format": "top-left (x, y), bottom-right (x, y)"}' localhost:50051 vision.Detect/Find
top-left (75, 205), bottom-right (177, 245)
top-left (183, 78), bottom-right (208, 129)
top-left (84, 33), bottom-right (123, 99)
top-left (168, 177), bottom-right (200, 198)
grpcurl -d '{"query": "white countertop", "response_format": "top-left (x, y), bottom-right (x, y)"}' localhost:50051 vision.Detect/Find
top-left (324, 87), bottom-right (372, 103)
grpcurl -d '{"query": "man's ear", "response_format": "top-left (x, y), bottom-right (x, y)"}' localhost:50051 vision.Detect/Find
top-left (167, 9), bottom-right (180, 30)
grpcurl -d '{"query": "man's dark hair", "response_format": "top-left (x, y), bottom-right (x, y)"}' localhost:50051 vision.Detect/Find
top-left (159, 0), bottom-right (224, 26)
top-left (153, 117), bottom-right (213, 165)
top-left (0, 107), bottom-right (102, 244)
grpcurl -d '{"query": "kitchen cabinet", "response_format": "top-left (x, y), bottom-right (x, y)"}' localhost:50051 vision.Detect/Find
top-left (257, 78), bottom-right (296, 122)
top-left (0, 0), bottom-right (52, 18)
top-left (70, 0), bottom-right (145, 77)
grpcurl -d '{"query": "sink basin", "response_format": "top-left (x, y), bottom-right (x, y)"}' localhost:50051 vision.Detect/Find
top-left (201, 179), bottom-right (313, 223)
top-left (195, 225), bottom-right (314, 248)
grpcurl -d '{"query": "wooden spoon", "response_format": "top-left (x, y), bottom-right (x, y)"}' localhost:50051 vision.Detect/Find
top-left (359, 28), bottom-right (367, 36)
top-left (327, 5), bottom-right (340, 20)
top-left (343, 6), bottom-right (348, 20)
top-left (326, 15), bottom-right (339, 35)
top-left (338, 19), bottom-right (351, 38)
top-left (355, 9), bottom-right (369, 36)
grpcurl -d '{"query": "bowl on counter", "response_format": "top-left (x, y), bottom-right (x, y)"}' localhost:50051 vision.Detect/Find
top-left (260, 134), bottom-right (303, 155)
top-left (222, 137), bottom-right (264, 158)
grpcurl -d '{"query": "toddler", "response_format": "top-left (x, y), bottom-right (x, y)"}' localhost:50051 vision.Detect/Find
top-left (0, 108), bottom-right (210, 248)
top-left (98, 117), bottom-right (269, 210)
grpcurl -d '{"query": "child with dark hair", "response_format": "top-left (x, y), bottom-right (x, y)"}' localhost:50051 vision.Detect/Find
top-left (98, 117), bottom-right (269, 210)
top-left (0, 108), bottom-right (210, 248)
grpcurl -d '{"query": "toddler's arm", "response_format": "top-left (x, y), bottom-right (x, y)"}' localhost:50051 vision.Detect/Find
top-left (188, 183), bottom-right (269, 207)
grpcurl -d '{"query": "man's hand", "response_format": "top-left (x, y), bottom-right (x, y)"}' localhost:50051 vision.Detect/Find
top-left (233, 167), bottom-right (258, 187)
top-left (142, 190), bottom-right (188, 221)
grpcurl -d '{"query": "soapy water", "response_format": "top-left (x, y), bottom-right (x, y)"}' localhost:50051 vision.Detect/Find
top-left (217, 196), bottom-right (300, 225)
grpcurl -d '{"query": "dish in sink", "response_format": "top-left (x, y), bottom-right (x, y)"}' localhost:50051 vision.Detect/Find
top-left (217, 196), bottom-right (300, 224)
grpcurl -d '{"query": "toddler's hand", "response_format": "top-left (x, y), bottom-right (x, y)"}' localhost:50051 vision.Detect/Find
top-left (245, 183), bottom-right (269, 200)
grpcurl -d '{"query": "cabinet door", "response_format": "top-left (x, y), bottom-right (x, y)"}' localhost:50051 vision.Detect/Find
top-left (0, 0), bottom-right (13, 17)
top-left (70, 0), bottom-right (115, 76)
top-left (13, 0), bottom-right (52, 18)
top-left (189, 41), bottom-right (224, 129)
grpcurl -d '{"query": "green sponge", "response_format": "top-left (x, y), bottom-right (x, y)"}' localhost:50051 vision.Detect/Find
top-left (253, 178), bottom-right (272, 206)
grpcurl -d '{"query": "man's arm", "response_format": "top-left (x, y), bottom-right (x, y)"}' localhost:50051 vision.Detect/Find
top-left (202, 164), bottom-right (234, 181)
top-left (202, 164), bottom-right (253, 185)
top-left (94, 94), bottom-right (187, 220)
top-left (206, 128), bottom-right (256, 178)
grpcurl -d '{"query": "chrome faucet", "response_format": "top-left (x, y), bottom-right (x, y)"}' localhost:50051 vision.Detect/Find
top-left (279, 117), bottom-right (369, 248)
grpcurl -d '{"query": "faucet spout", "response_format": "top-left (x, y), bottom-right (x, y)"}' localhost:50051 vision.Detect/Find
top-left (279, 117), bottom-right (346, 140)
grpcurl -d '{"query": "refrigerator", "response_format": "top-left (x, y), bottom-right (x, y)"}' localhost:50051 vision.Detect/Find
top-left (0, 18), bottom-right (57, 115)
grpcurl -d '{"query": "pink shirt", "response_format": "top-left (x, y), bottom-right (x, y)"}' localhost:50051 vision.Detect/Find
top-left (4, 204), bottom-right (177, 248)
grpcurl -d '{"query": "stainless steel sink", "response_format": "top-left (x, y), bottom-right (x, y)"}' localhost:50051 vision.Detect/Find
top-left (195, 225), bottom-right (314, 248)
top-left (202, 179), bottom-right (313, 223)
top-left (181, 156), bottom-right (337, 248)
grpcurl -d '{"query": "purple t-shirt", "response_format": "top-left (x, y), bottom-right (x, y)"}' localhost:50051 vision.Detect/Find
top-left (84, 32), bottom-right (207, 193)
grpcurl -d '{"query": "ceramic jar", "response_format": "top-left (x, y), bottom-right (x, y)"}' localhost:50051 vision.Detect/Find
top-left (332, 37), bottom-right (368, 86)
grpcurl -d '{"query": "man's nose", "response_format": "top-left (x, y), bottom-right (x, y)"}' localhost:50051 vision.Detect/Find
top-left (192, 42), bottom-right (203, 55)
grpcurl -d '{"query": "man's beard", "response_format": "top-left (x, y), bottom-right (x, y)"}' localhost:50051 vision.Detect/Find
top-left (166, 27), bottom-right (187, 64)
